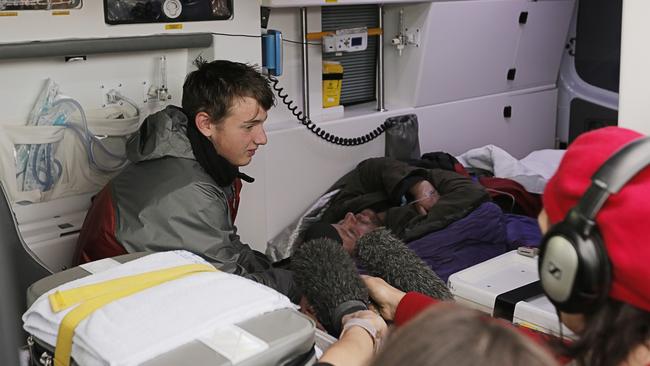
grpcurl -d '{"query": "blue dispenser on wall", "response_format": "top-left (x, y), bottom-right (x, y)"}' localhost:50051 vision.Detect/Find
top-left (262, 30), bottom-right (283, 76)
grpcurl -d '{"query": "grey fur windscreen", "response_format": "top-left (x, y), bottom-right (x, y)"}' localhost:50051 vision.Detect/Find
top-left (292, 238), bottom-right (369, 335)
top-left (356, 228), bottom-right (453, 300)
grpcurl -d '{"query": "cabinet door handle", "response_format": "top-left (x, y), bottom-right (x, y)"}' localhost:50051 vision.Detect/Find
top-left (503, 106), bottom-right (512, 118)
top-left (507, 68), bottom-right (517, 81)
top-left (519, 11), bottom-right (528, 24)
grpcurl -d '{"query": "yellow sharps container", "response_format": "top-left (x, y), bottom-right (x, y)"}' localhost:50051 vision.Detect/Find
top-left (322, 61), bottom-right (344, 108)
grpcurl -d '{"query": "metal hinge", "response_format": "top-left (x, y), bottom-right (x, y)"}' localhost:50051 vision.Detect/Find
top-left (27, 335), bottom-right (53, 366)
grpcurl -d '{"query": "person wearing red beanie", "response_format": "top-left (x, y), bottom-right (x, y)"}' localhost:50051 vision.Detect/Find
top-left (540, 126), bottom-right (650, 366)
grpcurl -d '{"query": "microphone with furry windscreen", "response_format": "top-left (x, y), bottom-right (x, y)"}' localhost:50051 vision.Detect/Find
top-left (292, 238), bottom-right (369, 336)
top-left (356, 228), bottom-right (453, 300)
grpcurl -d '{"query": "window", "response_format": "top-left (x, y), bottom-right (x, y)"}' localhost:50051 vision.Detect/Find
top-left (575, 0), bottom-right (622, 93)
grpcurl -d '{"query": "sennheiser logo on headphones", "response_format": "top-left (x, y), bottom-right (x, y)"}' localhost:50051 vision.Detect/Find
top-left (547, 261), bottom-right (562, 280)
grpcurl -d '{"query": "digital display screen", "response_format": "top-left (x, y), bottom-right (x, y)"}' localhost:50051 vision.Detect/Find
top-left (351, 37), bottom-right (362, 47)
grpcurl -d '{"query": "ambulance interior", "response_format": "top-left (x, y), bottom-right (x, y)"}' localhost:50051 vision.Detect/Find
top-left (0, 0), bottom-right (643, 364)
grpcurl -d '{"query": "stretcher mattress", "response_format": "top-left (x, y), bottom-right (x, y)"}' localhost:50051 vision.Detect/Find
top-left (25, 253), bottom-right (316, 366)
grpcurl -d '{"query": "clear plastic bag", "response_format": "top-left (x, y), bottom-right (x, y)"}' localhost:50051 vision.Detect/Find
top-left (0, 79), bottom-right (140, 203)
top-left (0, 125), bottom-right (66, 202)
top-left (9, 79), bottom-right (71, 196)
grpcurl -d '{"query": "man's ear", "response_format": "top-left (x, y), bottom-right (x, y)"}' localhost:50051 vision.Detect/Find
top-left (299, 295), bottom-right (318, 317)
top-left (537, 209), bottom-right (550, 234)
top-left (298, 296), bottom-right (326, 331)
top-left (195, 111), bottom-right (213, 138)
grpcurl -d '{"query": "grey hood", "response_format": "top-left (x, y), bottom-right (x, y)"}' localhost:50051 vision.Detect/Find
top-left (126, 106), bottom-right (195, 163)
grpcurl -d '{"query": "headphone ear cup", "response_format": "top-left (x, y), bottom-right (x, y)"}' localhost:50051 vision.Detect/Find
top-left (575, 229), bottom-right (611, 307)
top-left (539, 222), bottom-right (611, 313)
top-left (539, 222), bottom-right (582, 311)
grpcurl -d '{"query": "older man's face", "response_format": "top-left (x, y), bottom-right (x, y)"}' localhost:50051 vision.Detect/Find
top-left (332, 209), bottom-right (381, 254)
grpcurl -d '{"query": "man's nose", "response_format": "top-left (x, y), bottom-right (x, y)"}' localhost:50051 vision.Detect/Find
top-left (254, 126), bottom-right (268, 146)
top-left (344, 212), bottom-right (356, 225)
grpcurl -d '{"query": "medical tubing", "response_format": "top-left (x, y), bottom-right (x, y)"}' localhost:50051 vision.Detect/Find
top-left (110, 90), bottom-right (141, 118)
top-left (52, 98), bottom-right (129, 172)
top-left (31, 143), bottom-right (62, 191)
top-left (64, 123), bottom-right (129, 172)
top-left (19, 133), bottom-right (62, 192)
top-left (268, 76), bottom-right (389, 146)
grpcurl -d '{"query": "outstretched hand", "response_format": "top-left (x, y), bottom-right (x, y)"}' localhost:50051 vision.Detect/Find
top-left (409, 180), bottom-right (440, 215)
top-left (362, 275), bottom-right (406, 321)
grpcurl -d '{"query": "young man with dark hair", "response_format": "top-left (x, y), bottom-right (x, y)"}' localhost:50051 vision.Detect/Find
top-left (75, 59), bottom-right (298, 300)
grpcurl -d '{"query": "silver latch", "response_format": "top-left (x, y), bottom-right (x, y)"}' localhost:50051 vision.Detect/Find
top-left (39, 351), bottom-right (53, 366)
top-left (517, 246), bottom-right (539, 258)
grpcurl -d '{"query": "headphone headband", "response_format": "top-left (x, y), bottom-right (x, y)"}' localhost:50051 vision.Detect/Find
top-left (573, 136), bottom-right (650, 226)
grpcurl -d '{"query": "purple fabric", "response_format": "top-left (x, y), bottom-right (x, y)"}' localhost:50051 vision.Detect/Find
top-left (407, 202), bottom-right (508, 283)
top-left (407, 202), bottom-right (544, 282)
top-left (503, 213), bottom-right (543, 251)
top-left (357, 202), bottom-right (542, 282)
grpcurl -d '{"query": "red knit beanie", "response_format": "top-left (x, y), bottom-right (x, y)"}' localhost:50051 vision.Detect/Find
top-left (543, 127), bottom-right (650, 312)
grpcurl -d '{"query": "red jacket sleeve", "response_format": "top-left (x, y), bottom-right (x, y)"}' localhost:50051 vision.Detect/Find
top-left (394, 292), bottom-right (440, 326)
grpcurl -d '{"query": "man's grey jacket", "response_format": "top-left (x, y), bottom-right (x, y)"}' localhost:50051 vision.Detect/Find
top-left (75, 106), bottom-right (296, 299)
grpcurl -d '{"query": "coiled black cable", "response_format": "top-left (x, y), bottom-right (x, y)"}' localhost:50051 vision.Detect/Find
top-left (268, 76), bottom-right (389, 146)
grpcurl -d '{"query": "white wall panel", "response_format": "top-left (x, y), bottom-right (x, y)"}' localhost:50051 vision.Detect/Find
top-left (414, 0), bottom-right (522, 106)
top-left (513, 0), bottom-right (574, 90)
top-left (383, 2), bottom-right (432, 109)
top-left (618, 0), bottom-right (650, 134)
top-left (384, 0), bottom-right (572, 109)
top-left (264, 8), bottom-right (325, 128)
top-left (418, 88), bottom-right (557, 158)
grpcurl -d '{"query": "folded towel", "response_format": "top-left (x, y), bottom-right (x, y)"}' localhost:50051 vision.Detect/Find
top-left (23, 251), bottom-right (294, 366)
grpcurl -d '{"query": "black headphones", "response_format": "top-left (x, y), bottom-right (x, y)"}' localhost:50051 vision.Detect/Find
top-left (539, 135), bottom-right (650, 313)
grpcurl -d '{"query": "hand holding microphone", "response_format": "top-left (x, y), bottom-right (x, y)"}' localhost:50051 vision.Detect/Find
top-left (361, 275), bottom-right (406, 321)
top-left (356, 228), bottom-right (452, 301)
top-left (291, 237), bottom-right (370, 336)
top-left (341, 309), bottom-right (388, 351)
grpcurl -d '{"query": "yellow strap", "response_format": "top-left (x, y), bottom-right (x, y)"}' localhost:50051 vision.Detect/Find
top-left (49, 263), bottom-right (216, 312)
top-left (49, 264), bottom-right (217, 366)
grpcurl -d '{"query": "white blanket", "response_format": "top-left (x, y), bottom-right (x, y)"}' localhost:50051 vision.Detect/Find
top-left (23, 251), bottom-right (294, 366)
top-left (456, 145), bottom-right (565, 194)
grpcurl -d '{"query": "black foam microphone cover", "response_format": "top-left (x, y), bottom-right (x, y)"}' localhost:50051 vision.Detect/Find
top-left (357, 228), bottom-right (453, 300)
top-left (292, 238), bottom-right (369, 335)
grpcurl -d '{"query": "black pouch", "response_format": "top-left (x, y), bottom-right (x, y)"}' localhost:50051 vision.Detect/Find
top-left (384, 114), bottom-right (421, 161)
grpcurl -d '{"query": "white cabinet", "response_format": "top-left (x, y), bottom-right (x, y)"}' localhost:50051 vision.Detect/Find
top-left (414, 0), bottom-right (522, 106)
top-left (399, 0), bottom-right (574, 107)
top-left (418, 88), bottom-right (558, 159)
top-left (512, 0), bottom-right (575, 90)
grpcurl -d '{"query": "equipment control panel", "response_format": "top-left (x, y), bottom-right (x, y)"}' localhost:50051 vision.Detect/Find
top-left (322, 27), bottom-right (368, 53)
